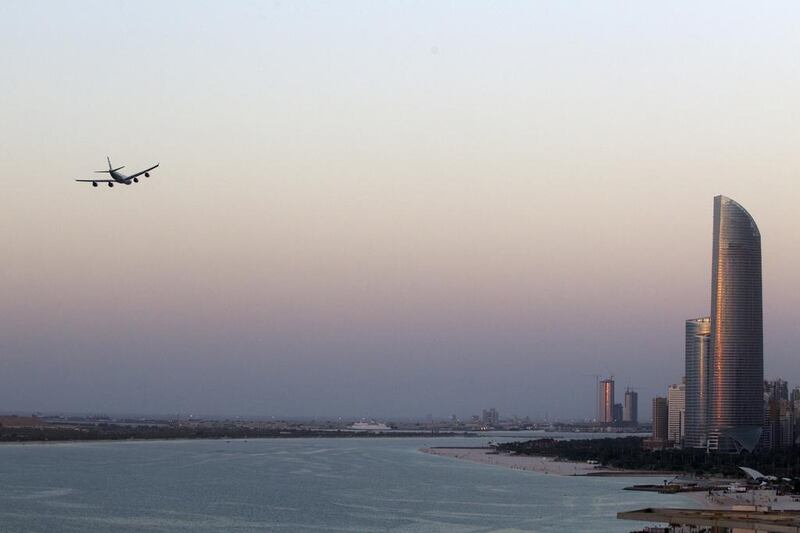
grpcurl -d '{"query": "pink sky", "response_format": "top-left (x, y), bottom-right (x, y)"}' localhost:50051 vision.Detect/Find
top-left (1, 2), bottom-right (800, 418)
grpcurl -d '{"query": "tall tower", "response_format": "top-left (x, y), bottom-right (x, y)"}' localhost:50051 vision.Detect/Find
top-left (652, 397), bottom-right (669, 443)
top-left (623, 389), bottom-right (638, 425)
top-left (685, 316), bottom-right (711, 448)
top-left (598, 378), bottom-right (615, 424)
top-left (668, 382), bottom-right (686, 446)
top-left (708, 195), bottom-right (763, 452)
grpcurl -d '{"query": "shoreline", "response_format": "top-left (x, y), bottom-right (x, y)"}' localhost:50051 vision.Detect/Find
top-left (421, 446), bottom-right (680, 477)
top-left (423, 447), bottom-right (800, 513)
top-left (0, 430), bottom-right (476, 445)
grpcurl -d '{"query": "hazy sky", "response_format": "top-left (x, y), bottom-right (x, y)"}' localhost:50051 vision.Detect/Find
top-left (2, 1), bottom-right (800, 420)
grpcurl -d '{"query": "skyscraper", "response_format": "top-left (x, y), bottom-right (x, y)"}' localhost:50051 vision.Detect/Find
top-left (766, 379), bottom-right (789, 402)
top-left (598, 377), bottom-right (614, 424)
top-left (623, 389), bottom-right (638, 425)
top-left (685, 316), bottom-right (711, 448)
top-left (763, 380), bottom-right (793, 450)
top-left (708, 196), bottom-right (763, 452)
top-left (791, 387), bottom-right (800, 404)
top-left (481, 408), bottom-right (499, 427)
top-left (668, 382), bottom-right (686, 446)
top-left (612, 403), bottom-right (623, 425)
top-left (652, 397), bottom-right (668, 443)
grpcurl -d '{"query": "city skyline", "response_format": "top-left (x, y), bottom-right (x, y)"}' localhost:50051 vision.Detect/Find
top-left (3, 2), bottom-right (800, 419)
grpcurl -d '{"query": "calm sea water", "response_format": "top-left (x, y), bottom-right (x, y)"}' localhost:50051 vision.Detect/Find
top-left (0, 434), bottom-right (694, 532)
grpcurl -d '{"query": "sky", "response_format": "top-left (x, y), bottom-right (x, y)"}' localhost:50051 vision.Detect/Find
top-left (1, 1), bottom-right (800, 420)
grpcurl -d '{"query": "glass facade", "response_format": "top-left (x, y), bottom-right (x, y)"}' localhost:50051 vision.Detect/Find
top-left (684, 316), bottom-right (711, 448)
top-left (599, 378), bottom-right (614, 424)
top-left (709, 196), bottom-right (763, 452)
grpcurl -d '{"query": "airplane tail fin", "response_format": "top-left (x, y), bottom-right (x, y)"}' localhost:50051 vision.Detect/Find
top-left (94, 157), bottom-right (124, 173)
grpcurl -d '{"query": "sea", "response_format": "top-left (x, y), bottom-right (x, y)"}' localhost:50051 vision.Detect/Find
top-left (0, 432), bottom-right (696, 532)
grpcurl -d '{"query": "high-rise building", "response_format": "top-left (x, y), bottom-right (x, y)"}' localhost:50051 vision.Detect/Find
top-left (481, 408), bottom-right (499, 426)
top-left (793, 399), bottom-right (800, 447)
top-left (612, 403), bottom-right (623, 425)
top-left (685, 317), bottom-right (711, 448)
top-left (652, 397), bottom-right (669, 443)
top-left (763, 380), bottom-right (793, 450)
top-left (779, 401), bottom-right (794, 448)
top-left (623, 389), bottom-right (638, 425)
top-left (668, 382), bottom-right (686, 446)
top-left (598, 378), bottom-right (615, 424)
top-left (791, 387), bottom-right (800, 403)
top-left (708, 196), bottom-right (763, 453)
top-left (766, 379), bottom-right (789, 402)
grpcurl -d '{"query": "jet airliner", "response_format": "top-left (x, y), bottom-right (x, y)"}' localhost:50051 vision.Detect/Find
top-left (76, 157), bottom-right (159, 188)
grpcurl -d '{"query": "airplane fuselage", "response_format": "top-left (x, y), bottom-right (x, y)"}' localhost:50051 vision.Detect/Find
top-left (109, 170), bottom-right (132, 184)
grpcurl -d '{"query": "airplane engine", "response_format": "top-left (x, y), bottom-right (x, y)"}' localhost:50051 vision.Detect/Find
top-left (108, 182), bottom-right (114, 188)
top-left (133, 177), bottom-right (139, 183)
top-left (92, 181), bottom-right (98, 187)
top-left (144, 172), bottom-right (150, 177)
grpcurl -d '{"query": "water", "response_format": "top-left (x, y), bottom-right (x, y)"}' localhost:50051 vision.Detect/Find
top-left (0, 435), bottom-right (695, 532)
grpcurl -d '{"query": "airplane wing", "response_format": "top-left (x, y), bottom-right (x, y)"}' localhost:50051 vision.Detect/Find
top-left (76, 179), bottom-right (115, 182)
top-left (125, 163), bottom-right (159, 181)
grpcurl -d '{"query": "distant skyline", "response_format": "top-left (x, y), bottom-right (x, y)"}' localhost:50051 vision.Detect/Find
top-left (2, 2), bottom-right (800, 419)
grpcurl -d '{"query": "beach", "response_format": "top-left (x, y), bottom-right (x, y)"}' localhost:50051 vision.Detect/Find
top-left (422, 446), bottom-right (800, 514)
top-left (421, 446), bottom-right (609, 476)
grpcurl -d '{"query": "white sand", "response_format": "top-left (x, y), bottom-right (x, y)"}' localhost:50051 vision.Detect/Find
top-left (420, 447), bottom-right (606, 476)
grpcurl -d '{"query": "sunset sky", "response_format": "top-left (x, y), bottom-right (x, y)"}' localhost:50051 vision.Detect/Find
top-left (2, 1), bottom-right (800, 419)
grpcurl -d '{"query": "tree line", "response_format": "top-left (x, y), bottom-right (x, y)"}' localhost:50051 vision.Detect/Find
top-left (497, 437), bottom-right (800, 478)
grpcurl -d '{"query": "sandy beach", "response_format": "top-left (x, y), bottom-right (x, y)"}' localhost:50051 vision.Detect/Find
top-left (421, 447), bottom-right (609, 476)
top-left (423, 447), bottom-right (800, 516)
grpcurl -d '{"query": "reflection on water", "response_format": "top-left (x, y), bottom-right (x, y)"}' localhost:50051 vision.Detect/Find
top-left (0, 435), bottom-right (692, 532)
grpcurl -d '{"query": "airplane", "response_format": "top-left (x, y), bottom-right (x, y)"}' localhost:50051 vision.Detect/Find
top-left (76, 157), bottom-right (159, 188)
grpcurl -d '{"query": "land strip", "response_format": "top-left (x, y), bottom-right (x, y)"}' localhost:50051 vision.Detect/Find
top-left (421, 446), bottom-right (654, 476)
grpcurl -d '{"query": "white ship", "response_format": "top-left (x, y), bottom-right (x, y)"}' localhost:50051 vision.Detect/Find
top-left (348, 420), bottom-right (391, 430)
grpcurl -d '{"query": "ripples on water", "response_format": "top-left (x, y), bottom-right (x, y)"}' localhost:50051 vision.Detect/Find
top-left (0, 434), bottom-right (693, 532)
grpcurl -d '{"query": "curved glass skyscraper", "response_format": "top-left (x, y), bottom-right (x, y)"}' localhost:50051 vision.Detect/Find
top-left (708, 195), bottom-right (763, 452)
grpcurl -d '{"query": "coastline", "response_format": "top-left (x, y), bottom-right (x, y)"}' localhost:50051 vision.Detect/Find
top-left (421, 446), bottom-right (679, 477)
top-left (424, 447), bottom-right (800, 515)
top-left (422, 446), bottom-right (607, 476)
top-left (0, 429), bottom-right (475, 445)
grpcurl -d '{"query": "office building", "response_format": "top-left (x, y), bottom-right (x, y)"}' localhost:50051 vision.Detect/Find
top-left (652, 397), bottom-right (669, 443)
top-left (612, 403), bottom-right (623, 425)
top-left (766, 379), bottom-right (789, 402)
top-left (481, 408), bottom-right (499, 427)
top-left (685, 316), bottom-right (711, 448)
top-left (668, 382), bottom-right (686, 446)
top-left (791, 387), bottom-right (800, 403)
top-left (707, 196), bottom-right (763, 453)
top-left (623, 388), bottom-right (638, 425)
top-left (598, 377), bottom-right (615, 424)
top-left (763, 380), bottom-right (793, 450)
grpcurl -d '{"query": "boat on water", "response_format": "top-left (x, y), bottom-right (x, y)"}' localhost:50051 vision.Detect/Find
top-left (348, 421), bottom-right (392, 431)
